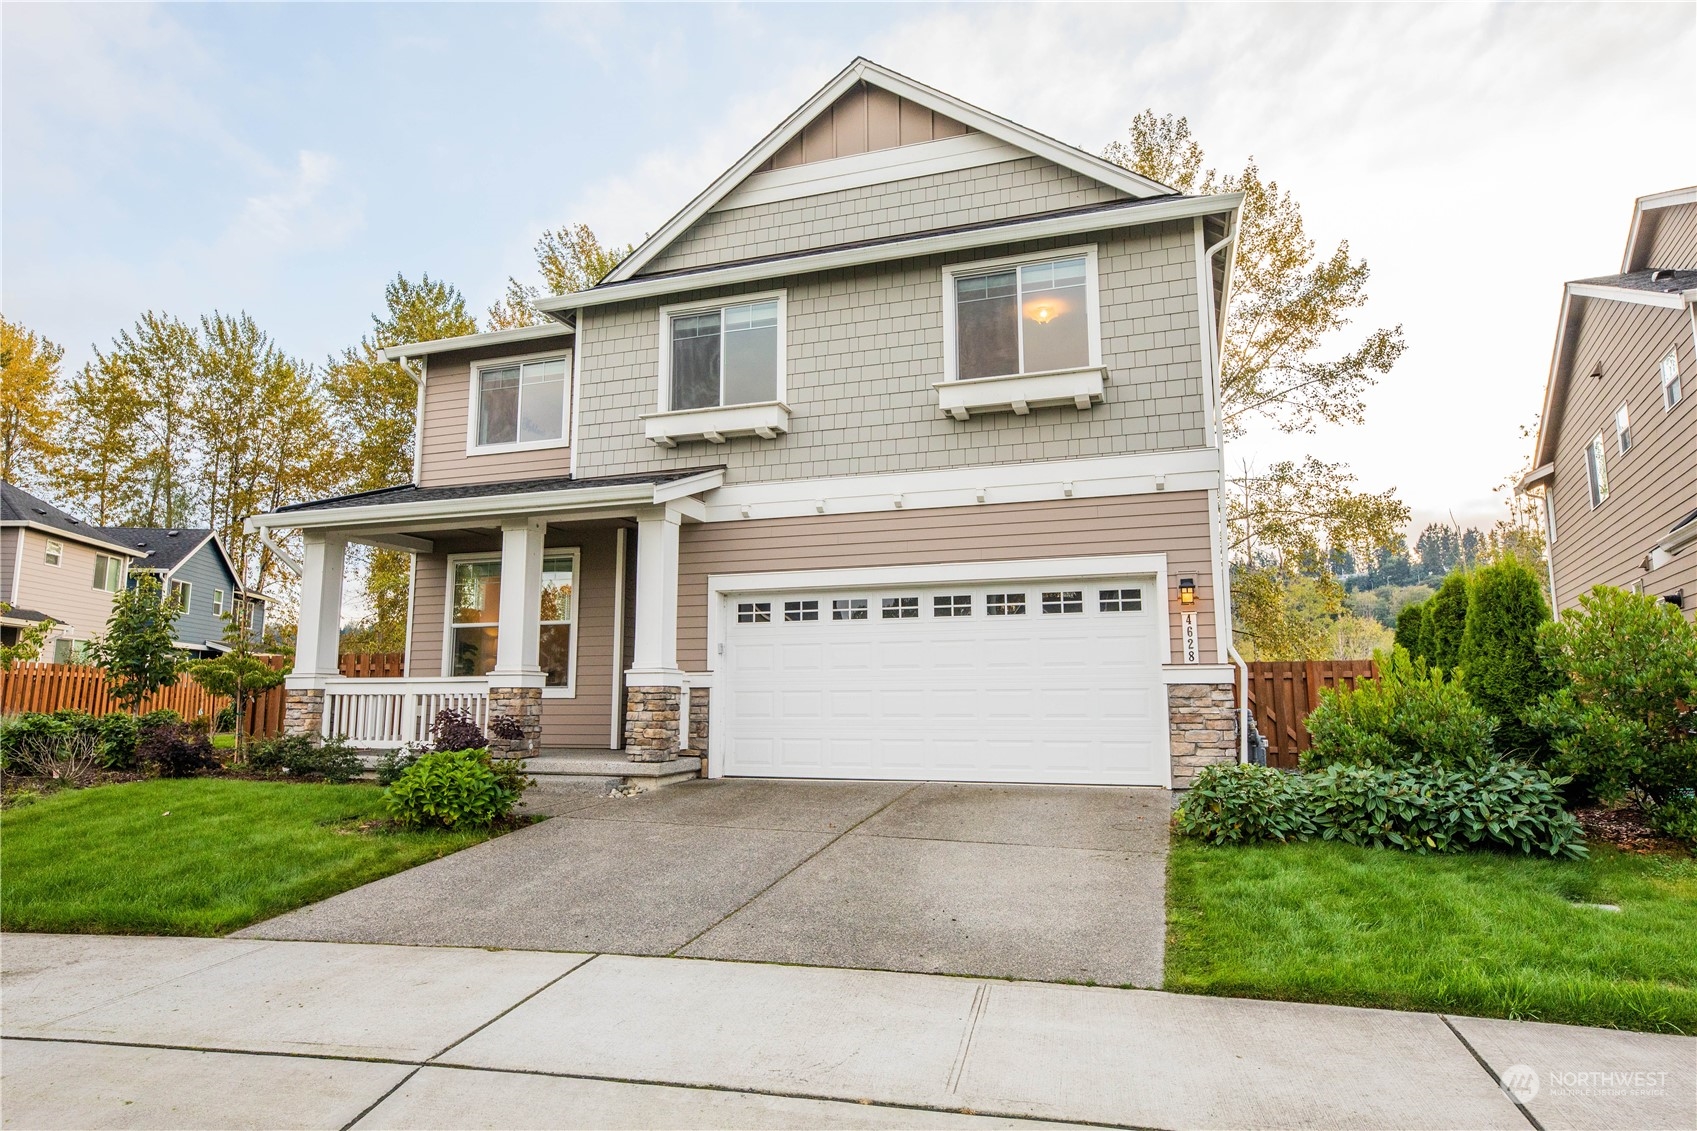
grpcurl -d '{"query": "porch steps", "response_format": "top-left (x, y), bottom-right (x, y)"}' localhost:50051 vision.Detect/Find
top-left (523, 749), bottom-right (702, 791)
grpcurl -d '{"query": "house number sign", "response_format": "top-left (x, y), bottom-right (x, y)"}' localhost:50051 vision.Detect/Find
top-left (1181, 611), bottom-right (1200, 664)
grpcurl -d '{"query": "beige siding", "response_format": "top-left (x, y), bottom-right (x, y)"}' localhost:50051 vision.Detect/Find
top-left (12, 531), bottom-right (124, 653)
top-left (1646, 202), bottom-right (1697, 271)
top-left (0, 528), bottom-right (16, 604)
top-left (642, 155), bottom-right (1128, 276)
top-left (757, 82), bottom-right (968, 171)
top-left (1547, 297), bottom-right (1697, 619)
top-left (676, 491), bottom-right (1217, 670)
top-left (418, 338), bottom-right (574, 489)
top-left (405, 525), bottom-right (626, 748)
top-left (578, 221), bottom-right (1206, 484)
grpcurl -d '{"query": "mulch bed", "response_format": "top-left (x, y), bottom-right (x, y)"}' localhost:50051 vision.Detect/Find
top-left (1574, 804), bottom-right (1688, 855)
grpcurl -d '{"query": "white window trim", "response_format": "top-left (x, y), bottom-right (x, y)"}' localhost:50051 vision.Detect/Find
top-left (213, 588), bottom-right (226, 616)
top-left (1615, 404), bottom-right (1631, 455)
top-left (44, 540), bottom-right (62, 567)
top-left (1662, 346), bottom-right (1682, 411)
top-left (91, 553), bottom-right (127, 593)
top-left (440, 548), bottom-right (581, 697)
top-left (1585, 432), bottom-right (1609, 510)
top-left (940, 245), bottom-right (1103, 384)
top-left (168, 579), bottom-right (192, 614)
top-left (464, 348), bottom-right (573, 456)
top-left (654, 289), bottom-right (788, 415)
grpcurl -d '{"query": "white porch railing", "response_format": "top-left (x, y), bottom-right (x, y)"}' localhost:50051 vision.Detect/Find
top-left (321, 678), bottom-right (490, 750)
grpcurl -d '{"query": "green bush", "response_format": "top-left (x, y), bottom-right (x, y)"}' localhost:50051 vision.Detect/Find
top-left (140, 709), bottom-right (183, 731)
top-left (1649, 794), bottom-right (1697, 849)
top-left (1529, 586), bottom-right (1697, 807)
top-left (1459, 558), bottom-right (1559, 759)
top-left (1303, 647), bottom-right (1496, 771)
top-left (374, 748), bottom-right (419, 786)
top-left (2, 714), bottom-right (74, 761)
top-left (1426, 572), bottom-right (1470, 673)
top-left (247, 735), bottom-right (363, 783)
top-left (94, 713), bottom-right (140, 770)
top-left (1175, 761), bottom-right (1585, 859)
top-left (137, 722), bottom-right (218, 778)
top-left (0, 711), bottom-right (142, 771)
top-left (214, 705), bottom-right (238, 733)
top-left (383, 748), bottom-right (521, 829)
top-left (1393, 601), bottom-right (1425, 660)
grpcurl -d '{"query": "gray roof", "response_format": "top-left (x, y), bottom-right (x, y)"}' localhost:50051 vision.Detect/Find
top-left (276, 469), bottom-right (724, 514)
top-left (0, 481), bottom-right (129, 551)
top-left (102, 527), bottom-right (214, 573)
top-left (1573, 268), bottom-right (1697, 294)
top-left (0, 606), bottom-right (53, 623)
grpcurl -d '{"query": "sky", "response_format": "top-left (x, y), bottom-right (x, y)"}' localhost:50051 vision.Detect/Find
top-left (4, 2), bottom-right (1693, 540)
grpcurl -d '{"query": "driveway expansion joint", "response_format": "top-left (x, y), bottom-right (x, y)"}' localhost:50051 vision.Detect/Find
top-left (1440, 1014), bottom-right (1547, 1131)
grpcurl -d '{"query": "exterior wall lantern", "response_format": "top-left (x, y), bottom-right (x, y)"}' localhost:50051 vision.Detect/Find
top-left (1178, 577), bottom-right (1197, 606)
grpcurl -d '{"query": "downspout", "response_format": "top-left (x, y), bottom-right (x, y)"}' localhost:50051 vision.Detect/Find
top-left (1207, 216), bottom-right (1248, 766)
top-left (1228, 643), bottom-right (1250, 764)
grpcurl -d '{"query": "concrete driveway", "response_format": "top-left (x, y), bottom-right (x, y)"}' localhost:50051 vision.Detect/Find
top-left (236, 779), bottom-right (1171, 986)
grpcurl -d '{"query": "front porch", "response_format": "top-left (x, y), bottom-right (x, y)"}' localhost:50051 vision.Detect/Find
top-left (253, 470), bottom-right (725, 770)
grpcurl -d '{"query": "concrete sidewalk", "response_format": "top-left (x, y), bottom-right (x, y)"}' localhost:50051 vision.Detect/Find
top-left (2, 934), bottom-right (1692, 1131)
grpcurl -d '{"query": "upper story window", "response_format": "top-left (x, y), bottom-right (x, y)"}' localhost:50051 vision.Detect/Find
top-left (168, 579), bottom-right (191, 612)
top-left (92, 554), bottom-right (124, 593)
top-left (946, 251), bottom-right (1098, 381)
top-left (1615, 404), bottom-right (1632, 454)
top-left (1662, 347), bottom-right (1682, 410)
top-left (662, 295), bottom-right (784, 412)
top-left (213, 589), bottom-right (226, 616)
top-left (44, 540), bottom-right (62, 567)
top-left (1585, 432), bottom-right (1609, 509)
top-left (472, 355), bottom-right (569, 451)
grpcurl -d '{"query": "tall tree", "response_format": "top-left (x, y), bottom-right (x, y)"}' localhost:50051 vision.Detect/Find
top-left (487, 223), bottom-right (632, 328)
top-left (92, 313), bottom-right (200, 527)
top-left (0, 315), bottom-right (65, 488)
top-left (1460, 557), bottom-right (1557, 757)
top-left (1426, 571), bottom-right (1471, 674)
top-left (52, 361), bottom-right (147, 524)
top-left (89, 574), bottom-right (182, 713)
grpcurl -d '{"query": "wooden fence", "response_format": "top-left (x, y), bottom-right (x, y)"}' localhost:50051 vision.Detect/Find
top-left (338, 652), bottom-right (405, 678)
top-left (1, 660), bottom-right (290, 738)
top-left (1245, 659), bottom-right (1379, 769)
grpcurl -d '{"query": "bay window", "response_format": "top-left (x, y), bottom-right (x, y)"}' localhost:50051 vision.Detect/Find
top-left (472, 355), bottom-right (568, 450)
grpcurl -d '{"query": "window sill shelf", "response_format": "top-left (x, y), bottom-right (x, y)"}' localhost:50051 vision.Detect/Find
top-left (642, 401), bottom-right (792, 447)
top-left (933, 366), bottom-right (1108, 421)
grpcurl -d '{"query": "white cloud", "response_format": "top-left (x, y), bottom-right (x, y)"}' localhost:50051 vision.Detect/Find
top-left (221, 150), bottom-right (364, 254)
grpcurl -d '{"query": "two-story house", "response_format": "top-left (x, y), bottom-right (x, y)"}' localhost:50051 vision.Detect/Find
top-left (1, 482), bottom-right (139, 661)
top-left (1521, 186), bottom-right (1697, 619)
top-left (251, 59), bottom-right (1245, 789)
top-left (103, 527), bottom-right (268, 655)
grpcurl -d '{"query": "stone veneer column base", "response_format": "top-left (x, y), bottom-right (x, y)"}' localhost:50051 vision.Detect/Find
top-left (1168, 683), bottom-right (1238, 789)
top-left (283, 689), bottom-right (324, 738)
top-left (487, 686), bottom-right (543, 757)
top-left (625, 685), bottom-right (682, 762)
top-left (686, 687), bottom-right (710, 762)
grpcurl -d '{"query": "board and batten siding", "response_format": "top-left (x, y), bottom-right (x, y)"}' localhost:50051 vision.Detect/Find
top-left (754, 82), bottom-right (969, 173)
top-left (643, 155), bottom-right (1129, 276)
top-left (578, 220), bottom-right (1207, 486)
top-left (417, 337), bottom-right (575, 489)
top-left (406, 525), bottom-right (626, 748)
top-left (11, 531), bottom-right (125, 654)
top-left (676, 490), bottom-right (1218, 671)
top-left (1548, 296), bottom-right (1697, 618)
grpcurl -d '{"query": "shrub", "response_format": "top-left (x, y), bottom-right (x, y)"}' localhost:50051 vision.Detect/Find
top-left (1459, 558), bottom-right (1559, 759)
top-left (215, 705), bottom-right (238, 733)
top-left (1393, 601), bottom-right (1425, 660)
top-left (140, 709), bottom-right (183, 730)
top-left (1, 713), bottom-right (74, 762)
top-left (427, 709), bottom-right (487, 753)
top-left (374, 747), bottom-right (420, 786)
top-left (1426, 572), bottom-right (1470, 674)
top-left (95, 713), bottom-right (141, 770)
top-left (1529, 586), bottom-right (1697, 808)
top-left (136, 722), bottom-right (218, 778)
top-left (384, 747), bottom-right (522, 829)
top-left (247, 734), bottom-right (363, 783)
top-left (1303, 647), bottom-right (1496, 771)
top-left (1649, 795), bottom-right (1697, 850)
top-left (1175, 761), bottom-right (1586, 859)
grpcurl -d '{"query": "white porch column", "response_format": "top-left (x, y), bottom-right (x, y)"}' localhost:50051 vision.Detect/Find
top-left (489, 517), bottom-right (547, 683)
top-left (292, 532), bottom-right (346, 679)
top-left (628, 506), bottom-right (682, 679)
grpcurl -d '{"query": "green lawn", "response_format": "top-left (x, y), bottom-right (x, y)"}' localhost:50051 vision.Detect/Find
top-left (1, 779), bottom-right (495, 936)
top-left (1166, 839), bottom-right (1697, 1034)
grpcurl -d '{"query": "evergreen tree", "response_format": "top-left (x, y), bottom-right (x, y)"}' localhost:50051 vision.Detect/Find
top-left (1426, 571), bottom-right (1470, 674)
top-left (1460, 557), bottom-right (1557, 758)
top-left (1394, 600), bottom-right (1425, 660)
top-left (1414, 603), bottom-right (1436, 666)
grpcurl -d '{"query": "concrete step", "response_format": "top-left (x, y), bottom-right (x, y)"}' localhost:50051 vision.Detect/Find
top-left (522, 751), bottom-right (702, 791)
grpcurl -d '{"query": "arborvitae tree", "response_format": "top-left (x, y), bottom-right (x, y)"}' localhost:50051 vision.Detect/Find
top-left (1460, 557), bottom-right (1557, 758)
top-left (1426, 571), bottom-right (1470, 674)
top-left (1394, 601), bottom-right (1426, 660)
top-left (1415, 602), bottom-right (1436, 666)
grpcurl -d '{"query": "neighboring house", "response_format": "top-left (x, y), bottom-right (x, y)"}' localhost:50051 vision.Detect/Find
top-left (1521, 186), bottom-right (1697, 620)
top-left (0, 482), bottom-right (139, 662)
top-left (102, 527), bottom-right (268, 656)
top-left (250, 58), bottom-right (1245, 789)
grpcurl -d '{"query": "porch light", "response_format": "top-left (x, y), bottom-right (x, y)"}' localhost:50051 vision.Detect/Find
top-left (1178, 577), bottom-right (1197, 606)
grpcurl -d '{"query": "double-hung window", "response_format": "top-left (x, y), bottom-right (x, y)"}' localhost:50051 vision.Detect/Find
top-left (1615, 405), bottom-right (1632, 454)
top-left (472, 355), bottom-right (568, 450)
top-left (1585, 433), bottom-right (1609, 509)
top-left (951, 253), bottom-right (1093, 380)
top-left (213, 589), bottom-right (226, 616)
top-left (44, 540), bottom-right (62, 566)
top-left (665, 296), bottom-right (783, 411)
top-left (168, 580), bottom-right (191, 612)
top-left (92, 554), bottom-right (124, 592)
top-left (1662, 347), bottom-right (1682, 410)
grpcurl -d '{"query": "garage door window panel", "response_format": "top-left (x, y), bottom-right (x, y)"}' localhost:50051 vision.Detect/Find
top-left (783, 599), bottom-right (819, 622)
top-left (882, 596), bottom-right (919, 619)
top-left (832, 598), bottom-right (867, 621)
top-left (987, 593), bottom-right (1026, 615)
top-left (1099, 588), bottom-right (1143, 612)
top-left (933, 594), bottom-right (972, 617)
top-left (737, 601), bottom-right (772, 623)
top-left (1042, 591), bottom-right (1084, 614)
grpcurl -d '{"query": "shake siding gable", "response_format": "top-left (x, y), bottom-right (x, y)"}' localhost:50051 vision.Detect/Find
top-left (641, 155), bottom-right (1130, 276)
top-left (417, 338), bottom-right (575, 488)
top-left (675, 491), bottom-right (1218, 670)
top-left (577, 220), bottom-right (1206, 485)
top-left (1549, 297), bottom-right (1697, 616)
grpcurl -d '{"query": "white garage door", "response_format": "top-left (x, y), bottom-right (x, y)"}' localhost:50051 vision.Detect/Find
top-left (717, 575), bottom-right (1164, 785)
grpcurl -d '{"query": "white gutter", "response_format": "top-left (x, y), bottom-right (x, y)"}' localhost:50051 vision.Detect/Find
top-left (539, 193), bottom-right (1245, 314)
top-left (381, 321), bottom-right (574, 362)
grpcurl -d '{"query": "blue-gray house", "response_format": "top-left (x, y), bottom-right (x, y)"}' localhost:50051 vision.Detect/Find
top-left (103, 528), bottom-right (267, 657)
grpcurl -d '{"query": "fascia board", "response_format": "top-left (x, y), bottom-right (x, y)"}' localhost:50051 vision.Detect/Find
top-left (543, 193), bottom-right (1242, 314)
top-left (381, 322), bottom-right (574, 362)
top-left (1533, 290), bottom-right (1578, 469)
top-left (1566, 283), bottom-right (1687, 310)
top-left (9, 520), bottom-right (138, 557)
